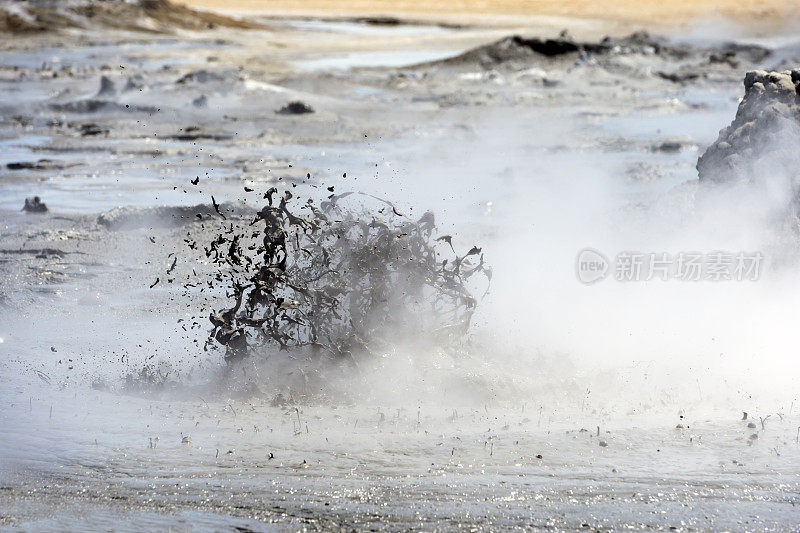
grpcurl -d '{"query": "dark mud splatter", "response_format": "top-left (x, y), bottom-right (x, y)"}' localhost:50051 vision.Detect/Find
top-left (277, 101), bottom-right (315, 115)
top-left (22, 196), bottom-right (48, 213)
top-left (181, 187), bottom-right (490, 366)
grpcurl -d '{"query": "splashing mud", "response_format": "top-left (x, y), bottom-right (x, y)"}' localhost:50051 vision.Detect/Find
top-left (201, 189), bottom-right (488, 366)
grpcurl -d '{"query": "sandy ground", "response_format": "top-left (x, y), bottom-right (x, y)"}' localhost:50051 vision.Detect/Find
top-left (183, 0), bottom-right (800, 34)
top-left (2, 6), bottom-right (800, 531)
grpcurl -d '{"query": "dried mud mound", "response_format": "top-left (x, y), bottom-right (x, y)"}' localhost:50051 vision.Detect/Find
top-left (0, 0), bottom-right (262, 34)
top-left (435, 32), bottom-right (770, 71)
top-left (697, 69), bottom-right (800, 184)
top-left (422, 31), bottom-right (782, 88)
top-left (439, 32), bottom-right (660, 68)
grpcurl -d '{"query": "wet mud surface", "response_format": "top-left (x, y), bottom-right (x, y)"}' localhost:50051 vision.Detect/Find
top-left (2, 8), bottom-right (800, 531)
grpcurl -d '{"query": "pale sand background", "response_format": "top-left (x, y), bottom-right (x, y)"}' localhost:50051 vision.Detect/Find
top-left (182, 0), bottom-right (800, 33)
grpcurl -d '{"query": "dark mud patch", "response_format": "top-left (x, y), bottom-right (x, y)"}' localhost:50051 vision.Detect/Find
top-left (651, 141), bottom-right (684, 153)
top-left (0, 248), bottom-right (68, 257)
top-left (175, 69), bottom-right (228, 85)
top-left (97, 202), bottom-right (254, 230)
top-left (166, 127), bottom-right (234, 142)
top-left (656, 71), bottom-right (702, 83)
top-left (96, 75), bottom-right (116, 97)
top-left (22, 196), bottom-right (48, 213)
top-left (276, 101), bottom-right (315, 115)
top-left (49, 99), bottom-right (159, 114)
top-left (73, 123), bottom-right (109, 137)
top-left (6, 159), bottom-right (77, 171)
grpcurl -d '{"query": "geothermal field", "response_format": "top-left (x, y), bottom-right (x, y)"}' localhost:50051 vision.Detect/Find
top-left (1, 0), bottom-right (800, 530)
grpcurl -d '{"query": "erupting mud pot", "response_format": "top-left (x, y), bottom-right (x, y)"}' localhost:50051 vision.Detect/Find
top-left (2, 0), bottom-right (800, 530)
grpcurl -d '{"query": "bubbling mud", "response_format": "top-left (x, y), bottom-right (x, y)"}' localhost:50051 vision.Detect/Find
top-left (196, 188), bottom-right (490, 367)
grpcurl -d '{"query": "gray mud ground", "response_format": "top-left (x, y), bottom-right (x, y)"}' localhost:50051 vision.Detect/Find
top-left (2, 11), bottom-right (800, 531)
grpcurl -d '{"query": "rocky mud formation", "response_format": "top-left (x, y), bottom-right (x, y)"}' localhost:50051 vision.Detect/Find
top-left (0, 0), bottom-right (262, 33)
top-left (697, 69), bottom-right (800, 186)
top-left (434, 31), bottom-right (771, 76)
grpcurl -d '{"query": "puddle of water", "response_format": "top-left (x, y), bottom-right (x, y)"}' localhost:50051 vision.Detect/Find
top-left (0, 135), bottom-right (51, 166)
top-left (0, 174), bottom-right (207, 214)
top-left (0, 81), bottom-right (59, 103)
top-left (598, 96), bottom-right (738, 143)
top-left (293, 49), bottom-right (462, 71)
top-left (0, 137), bottom-right (244, 213)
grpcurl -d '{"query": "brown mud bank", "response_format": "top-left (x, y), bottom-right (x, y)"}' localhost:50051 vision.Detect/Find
top-left (0, 0), bottom-right (264, 34)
